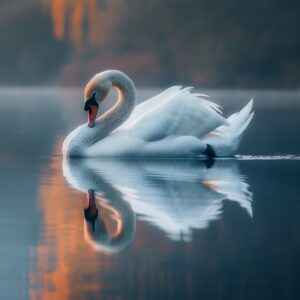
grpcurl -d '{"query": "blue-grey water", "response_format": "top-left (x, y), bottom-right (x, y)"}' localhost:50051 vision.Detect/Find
top-left (0, 88), bottom-right (299, 300)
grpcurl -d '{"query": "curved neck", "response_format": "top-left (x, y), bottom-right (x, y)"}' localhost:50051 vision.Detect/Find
top-left (93, 71), bottom-right (136, 141)
top-left (63, 71), bottom-right (136, 157)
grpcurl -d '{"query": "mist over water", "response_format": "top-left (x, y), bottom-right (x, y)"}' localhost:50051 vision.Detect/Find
top-left (0, 88), bottom-right (299, 156)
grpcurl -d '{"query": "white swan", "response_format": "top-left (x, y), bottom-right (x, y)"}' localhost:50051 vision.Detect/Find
top-left (62, 70), bottom-right (254, 157)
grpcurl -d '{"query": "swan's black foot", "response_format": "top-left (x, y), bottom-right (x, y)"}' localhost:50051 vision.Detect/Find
top-left (203, 144), bottom-right (216, 168)
top-left (203, 144), bottom-right (216, 158)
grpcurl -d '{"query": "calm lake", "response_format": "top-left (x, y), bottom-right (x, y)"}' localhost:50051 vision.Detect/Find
top-left (0, 88), bottom-right (299, 300)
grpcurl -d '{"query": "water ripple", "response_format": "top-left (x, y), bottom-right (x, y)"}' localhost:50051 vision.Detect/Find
top-left (236, 155), bottom-right (299, 160)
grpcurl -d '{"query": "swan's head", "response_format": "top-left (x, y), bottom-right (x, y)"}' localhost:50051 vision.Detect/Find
top-left (83, 73), bottom-right (112, 127)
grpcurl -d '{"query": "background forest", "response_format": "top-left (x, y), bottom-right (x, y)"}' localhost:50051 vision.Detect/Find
top-left (0, 0), bottom-right (299, 88)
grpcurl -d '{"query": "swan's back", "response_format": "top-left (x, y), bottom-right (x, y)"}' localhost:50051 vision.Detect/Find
top-left (119, 86), bottom-right (228, 142)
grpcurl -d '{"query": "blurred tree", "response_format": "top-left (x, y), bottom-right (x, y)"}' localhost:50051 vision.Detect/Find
top-left (0, 1), bottom-right (69, 85)
top-left (0, 0), bottom-right (299, 87)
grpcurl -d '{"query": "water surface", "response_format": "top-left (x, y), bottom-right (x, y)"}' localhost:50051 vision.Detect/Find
top-left (0, 88), bottom-right (299, 300)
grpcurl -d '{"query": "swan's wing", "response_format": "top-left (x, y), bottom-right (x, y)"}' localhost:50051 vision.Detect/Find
top-left (118, 87), bottom-right (228, 141)
top-left (128, 86), bottom-right (184, 119)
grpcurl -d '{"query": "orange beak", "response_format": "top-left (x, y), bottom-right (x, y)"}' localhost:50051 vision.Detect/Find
top-left (88, 105), bottom-right (98, 128)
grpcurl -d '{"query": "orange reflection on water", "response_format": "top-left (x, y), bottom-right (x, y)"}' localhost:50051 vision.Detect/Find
top-left (29, 155), bottom-right (105, 299)
top-left (28, 139), bottom-right (197, 299)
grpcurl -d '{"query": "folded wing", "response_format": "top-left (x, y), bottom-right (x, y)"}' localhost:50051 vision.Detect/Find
top-left (118, 87), bottom-right (228, 142)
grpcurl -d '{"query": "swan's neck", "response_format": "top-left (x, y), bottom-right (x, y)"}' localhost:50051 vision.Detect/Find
top-left (63, 71), bottom-right (136, 157)
top-left (96, 72), bottom-right (136, 135)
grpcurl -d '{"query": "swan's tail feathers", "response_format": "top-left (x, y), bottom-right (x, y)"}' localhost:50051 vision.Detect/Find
top-left (202, 99), bottom-right (253, 157)
top-left (221, 99), bottom-right (254, 138)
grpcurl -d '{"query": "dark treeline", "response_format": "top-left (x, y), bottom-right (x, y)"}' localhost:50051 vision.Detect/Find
top-left (0, 0), bottom-right (299, 88)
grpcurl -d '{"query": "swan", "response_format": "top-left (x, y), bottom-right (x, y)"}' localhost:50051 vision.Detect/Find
top-left (62, 70), bottom-right (254, 157)
top-left (63, 158), bottom-right (253, 242)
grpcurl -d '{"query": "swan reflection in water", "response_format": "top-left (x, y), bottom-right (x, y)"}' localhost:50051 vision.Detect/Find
top-left (63, 158), bottom-right (253, 252)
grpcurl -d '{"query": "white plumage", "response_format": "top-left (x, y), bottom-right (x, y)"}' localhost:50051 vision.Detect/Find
top-left (63, 70), bottom-right (253, 157)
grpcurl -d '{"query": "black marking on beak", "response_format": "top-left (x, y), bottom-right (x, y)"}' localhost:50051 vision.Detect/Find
top-left (84, 92), bottom-right (99, 112)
